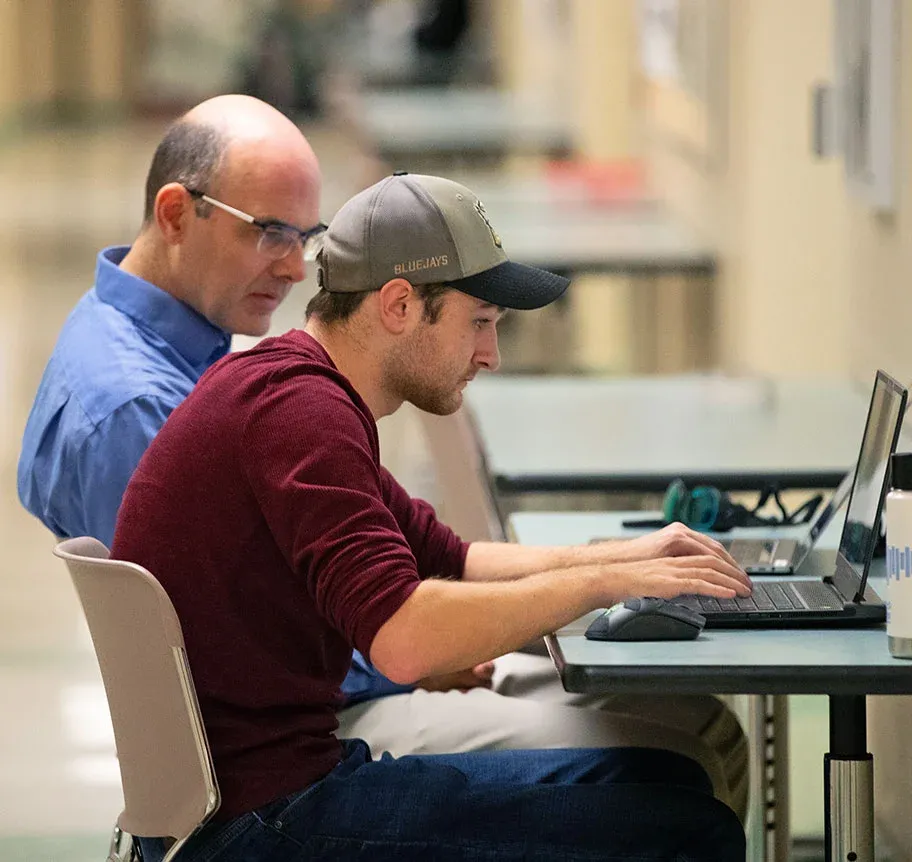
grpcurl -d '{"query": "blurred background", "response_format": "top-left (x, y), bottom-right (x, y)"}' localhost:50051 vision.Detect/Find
top-left (0, 0), bottom-right (909, 859)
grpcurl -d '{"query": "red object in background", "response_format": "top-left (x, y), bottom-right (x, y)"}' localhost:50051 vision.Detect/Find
top-left (545, 159), bottom-right (651, 205)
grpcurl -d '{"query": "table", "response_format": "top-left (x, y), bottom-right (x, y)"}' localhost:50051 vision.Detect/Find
top-left (477, 196), bottom-right (716, 370)
top-left (466, 375), bottom-right (869, 495)
top-left (510, 512), bottom-right (823, 860)
top-left (549, 610), bottom-right (901, 862)
top-left (440, 172), bottom-right (708, 274)
top-left (446, 170), bottom-right (659, 213)
top-left (510, 511), bottom-right (907, 862)
top-left (487, 205), bottom-right (715, 277)
top-left (472, 185), bottom-right (717, 369)
top-left (440, 172), bottom-right (712, 276)
top-left (352, 87), bottom-right (572, 159)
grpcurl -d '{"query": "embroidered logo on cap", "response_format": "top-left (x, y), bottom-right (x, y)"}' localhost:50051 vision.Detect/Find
top-left (474, 199), bottom-right (502, 248)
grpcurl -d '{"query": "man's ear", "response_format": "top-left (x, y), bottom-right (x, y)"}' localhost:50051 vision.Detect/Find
top-left (154, 183), bottom-right (195, 245)
top-left (376, 278), bottom-right (420, 334)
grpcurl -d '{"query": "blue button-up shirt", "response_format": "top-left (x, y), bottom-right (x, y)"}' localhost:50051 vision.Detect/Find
top-left (18, 245), bottom-right (409, 705)
top-left (18, 246), bottom-right (232, 546)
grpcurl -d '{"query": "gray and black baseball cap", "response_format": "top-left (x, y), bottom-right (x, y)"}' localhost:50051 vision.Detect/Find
top-left (318, 172), bottom-right (569, 310)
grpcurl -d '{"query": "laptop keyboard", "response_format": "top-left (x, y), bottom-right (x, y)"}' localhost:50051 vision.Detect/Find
top-left (679, 580), bottom-right (844, 615)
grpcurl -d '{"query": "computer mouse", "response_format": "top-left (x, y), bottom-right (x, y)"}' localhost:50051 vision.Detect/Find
top-left (585, 597), bottom-right (706, 641)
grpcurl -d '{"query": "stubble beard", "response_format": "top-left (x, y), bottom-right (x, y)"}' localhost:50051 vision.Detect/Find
top-left (384, 335), bottom-right (465, 417)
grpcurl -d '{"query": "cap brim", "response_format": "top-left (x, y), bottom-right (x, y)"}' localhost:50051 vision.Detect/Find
top-left (448, 260), bottom-right (570, 310)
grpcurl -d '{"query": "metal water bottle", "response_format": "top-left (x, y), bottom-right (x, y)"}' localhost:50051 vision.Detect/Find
top-left (885, 451), bottom-right (912, 658)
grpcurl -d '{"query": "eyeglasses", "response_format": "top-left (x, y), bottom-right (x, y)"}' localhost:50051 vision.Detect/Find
top-left (185, 188), bottom-right (327, 262)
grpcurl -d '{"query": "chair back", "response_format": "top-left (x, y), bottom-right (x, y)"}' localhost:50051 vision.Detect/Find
top-left (417, 405), bottom-right (506, 542)
top-left (54, 537), bottom-right (219, 852)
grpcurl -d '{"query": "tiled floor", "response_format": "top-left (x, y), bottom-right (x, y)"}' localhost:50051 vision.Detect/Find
top-left (0, 117), bottom-right (831, 860)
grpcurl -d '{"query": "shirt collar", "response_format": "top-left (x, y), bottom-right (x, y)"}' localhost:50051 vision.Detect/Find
top-left (95, 246), bottom-right (231, 369)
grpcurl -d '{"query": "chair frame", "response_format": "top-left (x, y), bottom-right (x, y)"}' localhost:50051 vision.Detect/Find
top-left (54, 537), bottom-right (220, 862)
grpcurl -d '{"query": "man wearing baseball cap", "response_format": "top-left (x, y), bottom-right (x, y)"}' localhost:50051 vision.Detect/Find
top-left (114, 173), bottom-right (749, 861)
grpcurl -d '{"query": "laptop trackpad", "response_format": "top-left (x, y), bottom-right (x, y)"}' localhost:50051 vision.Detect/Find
top-left (794, 548), bottom-right (839, 577)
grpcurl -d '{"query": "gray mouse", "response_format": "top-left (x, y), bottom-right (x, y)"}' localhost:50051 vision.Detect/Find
top-left (585, 597), bottom-right (706, 641)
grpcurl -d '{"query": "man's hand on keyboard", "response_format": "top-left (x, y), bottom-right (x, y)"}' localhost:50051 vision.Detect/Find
top-left (605, 553), bottom-right (753, 604)
top-left (615, 523), bottom-right (747, 574)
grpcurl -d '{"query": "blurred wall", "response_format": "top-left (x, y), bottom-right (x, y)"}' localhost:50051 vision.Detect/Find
top-left (0, 2), bottom-right (21, 131)
top-left (0, 1), bottom-right (55, 131)
top-left (645, 0), bottom-right (851, 378)
top-left (493, 0), bottom-right (637, 162)
top-left (0, 0), bottom-right (143, 131)
top-left (492, 0), bottom-right (575, 110)
top-left (643, 0), bottom-right (912, 389)
top-left (570, 0), bottom-right (637, 160)
top-left (843, 5), bottom-right (912, 387)
top-left (138, 0), bottom-right (256, 109)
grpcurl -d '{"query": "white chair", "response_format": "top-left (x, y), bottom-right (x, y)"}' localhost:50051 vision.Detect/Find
top-left (417, 405), bottom-right (506, 543)
top-left (54, 537), bottom-right (220, 862)
top-left (417, 406), bottom-right (560, 658)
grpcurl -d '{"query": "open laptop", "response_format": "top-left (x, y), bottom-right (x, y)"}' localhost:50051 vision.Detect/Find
top-left (724, 469), bottom-right (853, 574)
top-left (676, 369), bottom-right (907, 627)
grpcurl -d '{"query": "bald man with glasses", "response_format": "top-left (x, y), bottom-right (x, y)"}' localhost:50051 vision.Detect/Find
top-left (18, 94), bottom-right (324, 545)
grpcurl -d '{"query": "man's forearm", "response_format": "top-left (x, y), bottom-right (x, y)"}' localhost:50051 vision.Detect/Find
top-left (370, 565), bottom-right (606, 683)
top-left (463, 524), bottom-right (747, 584)
top-left (463, 540), bottom-right (628, 582)
top-left (373, 533), bottom-right (749, 684)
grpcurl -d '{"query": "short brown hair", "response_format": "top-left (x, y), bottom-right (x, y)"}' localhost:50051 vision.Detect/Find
top-left (142, 119), bottom-right (229, 223)
top-left (305, 282), bottom-right (454, 326)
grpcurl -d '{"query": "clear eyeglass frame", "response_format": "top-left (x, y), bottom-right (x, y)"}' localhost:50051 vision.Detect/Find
top-left (185, 187), bottom-right (327, 262)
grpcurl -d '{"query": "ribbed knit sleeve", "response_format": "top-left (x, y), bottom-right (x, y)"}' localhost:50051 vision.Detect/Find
top-left (239, 365), bottom-right (422, 658)
top-left (380, 466), bottom-right (469, 580)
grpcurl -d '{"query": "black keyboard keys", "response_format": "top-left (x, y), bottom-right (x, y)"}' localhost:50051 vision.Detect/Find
top-left (759, 583), bottom-right (797, 610)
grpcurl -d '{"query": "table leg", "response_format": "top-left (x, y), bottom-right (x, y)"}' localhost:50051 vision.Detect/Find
top-left (825, 695), bottom-right (874, 862)
top-left (770, 696), bottom-right (790, 862)
top-left (745, 694), bottom-right (790, 862)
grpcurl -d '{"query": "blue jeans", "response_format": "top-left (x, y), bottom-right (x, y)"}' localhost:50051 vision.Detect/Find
top-left (138, 740), bottom-right (745, 861)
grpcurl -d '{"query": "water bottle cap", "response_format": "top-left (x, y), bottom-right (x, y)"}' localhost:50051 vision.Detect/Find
top-left (891, 452), bottom-right (912, 491)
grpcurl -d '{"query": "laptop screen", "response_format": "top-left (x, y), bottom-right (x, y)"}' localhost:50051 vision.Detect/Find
top-left (837, 371), bottom-right (907, 579)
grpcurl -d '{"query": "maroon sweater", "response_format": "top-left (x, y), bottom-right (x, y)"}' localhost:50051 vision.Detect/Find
top-left (112, 330), bottom-right (469, 820)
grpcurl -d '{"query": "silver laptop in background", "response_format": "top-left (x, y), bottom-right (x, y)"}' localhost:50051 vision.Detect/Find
top-left (724, 469), bottom-right (854, 574)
